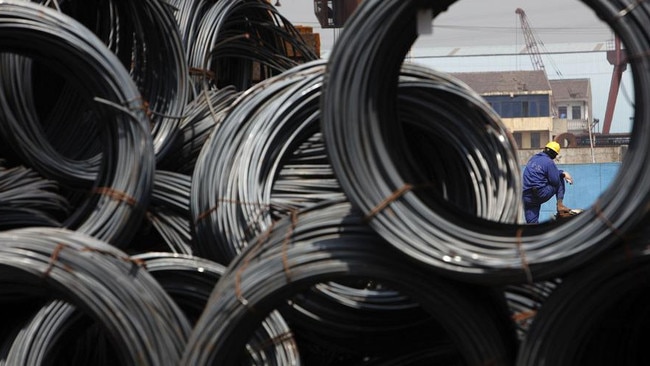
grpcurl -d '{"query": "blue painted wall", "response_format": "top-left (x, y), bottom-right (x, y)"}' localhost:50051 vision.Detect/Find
top-left (522, 163), bottom-right (621, 222)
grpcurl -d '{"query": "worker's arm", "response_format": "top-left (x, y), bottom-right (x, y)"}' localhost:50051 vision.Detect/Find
top-left (561, 171), bottom-right (573, 185)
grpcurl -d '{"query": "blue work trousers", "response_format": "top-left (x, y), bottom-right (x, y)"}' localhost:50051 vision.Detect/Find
top-left (523, 181), bottom-right (564, 224)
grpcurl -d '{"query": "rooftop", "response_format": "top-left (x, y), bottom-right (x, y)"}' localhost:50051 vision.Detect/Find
top-left (450, 70), bottom-right (551, 94)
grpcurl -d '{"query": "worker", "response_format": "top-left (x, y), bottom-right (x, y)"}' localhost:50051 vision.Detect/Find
top-left (522, 141), bottom-right (573, 224)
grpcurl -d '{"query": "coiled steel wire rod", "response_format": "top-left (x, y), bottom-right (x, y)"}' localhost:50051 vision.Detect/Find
top-left (0, 227), bottom-right (191, 366)
top-left (36, 0), bottom-right (190, 161)
top-left (504, 279), bottom-right (561, 341)
top-left (158, 86), bottom-right (240, 175)
top-left (184, 0), bottom-right (318, 95)
top-left (0, 2), bottom-right (155, 245)
top-left (191, 59), bottom-right (518, 265)
top-left (182, 200), bottom-right (517, 365)
top-left (0, 300), bottom-right (115, 366)
top-left (395, 65), bottom-right (522, 222)
top-left (1, 0), bottom-right (188, 171)
top-left (132, 171), bottom-right (194, 255)
top-left (0, 163), bottom-right (69, 229)
top-left (132, 252), bottom-right (302, 365)
top-left (321, 0), bottom-right (650, 284)
top-left (191, 60), bottom-right (347, 263)
top-left (516, 233), bottom-right (650, 365)
top-left (277, 278), bottom-right (451, 363)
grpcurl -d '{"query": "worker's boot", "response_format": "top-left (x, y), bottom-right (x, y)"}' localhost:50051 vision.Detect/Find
top-left (556, 199), bottom-right (571, 214)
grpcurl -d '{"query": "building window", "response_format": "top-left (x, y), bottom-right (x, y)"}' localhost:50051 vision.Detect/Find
top-left (483, 95), bottom-right (550, 118)
top-left (572, 105), bottom-right (582, 120)
top-left (522, 101), bottom-right (529, 117)
top-left (531, 132), bottom-right (541, 148)
top-left (558, 106), bottom-right (567, 119)
top-left (513, 132), bottom-right (522, 148)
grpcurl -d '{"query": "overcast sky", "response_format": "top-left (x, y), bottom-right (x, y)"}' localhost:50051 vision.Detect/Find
top-left (275, 0), bottom-right (613, 49)
top-left (275, 0), bottom-right (633, 133)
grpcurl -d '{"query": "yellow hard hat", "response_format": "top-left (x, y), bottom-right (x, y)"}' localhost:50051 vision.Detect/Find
top-left (545, 141), bottom-right (560, 154)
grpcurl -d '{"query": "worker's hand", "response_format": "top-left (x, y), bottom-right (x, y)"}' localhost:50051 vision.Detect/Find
top-left (563, 171), bottom-right (573, 185)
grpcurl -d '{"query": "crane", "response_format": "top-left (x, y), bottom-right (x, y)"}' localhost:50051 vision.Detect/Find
top-left (602, 35), bottom-right (627, 134)
top-left (515, 8), bottom-right (546, 73)
top-left (516, 8), bottom-right (560, 116)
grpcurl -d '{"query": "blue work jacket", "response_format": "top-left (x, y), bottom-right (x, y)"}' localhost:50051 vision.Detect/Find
top-left (522, 152), bottom-right (565, 201)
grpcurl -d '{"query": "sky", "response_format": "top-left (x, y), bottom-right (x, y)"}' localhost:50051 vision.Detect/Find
top-left (274, 0), bottom-right (634, 133)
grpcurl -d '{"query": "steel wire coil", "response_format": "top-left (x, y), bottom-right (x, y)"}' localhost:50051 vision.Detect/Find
top-left (197, 80), bottom-right (473, 360)
top-left (132, 252), bottom-right (302, 365)
top-left (0, 55), bottom-right (101, 186)
top-left (504, 279), bottom-right (561, 341)
top-left (184, 0), bottom-right (318, 95)
top-left (278, 279), bottom-right (450, 362)
top-left (36, 0), bottom-right (190, 161)
top-left (271, 132), bottom-right (341, 209)
top-left (321, 0), bottom-right (650, 284)
top-left (131, 170), bottom-right (194, 254)
top-left (395, 65), bottom-right (522, 222)
top-left (1, 0), bottom-right (188, 172)
top-left (0, 300), bottom-right (112, 366)
top-left (191, 60), bottom-right (331, 264)
top-left (192, 59), bottom-right (519, 267)
top-left (159, 86), bottom-right (240, 175)
top-left (39, 82), bottom-right (103, 163)
top-left (182, 200), bottom-right (517, 365)
top-left (190, 62), bottom-right (324, 264)
top-left (0, 2), bottom-right (155, 245)
top-left (0, 163), bottom-right (69, 229)
top-left (515, 234), bottom-right (650, 365)
top-left (0, 227), bottom-right (191, 366)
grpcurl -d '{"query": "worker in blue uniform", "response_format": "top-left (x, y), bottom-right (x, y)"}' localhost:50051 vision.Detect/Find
top-left (522, 141), bottom-right (573, 223)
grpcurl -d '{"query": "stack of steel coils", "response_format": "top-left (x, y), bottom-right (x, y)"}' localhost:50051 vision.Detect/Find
top-left (1, 0), bottom-right (650, 365)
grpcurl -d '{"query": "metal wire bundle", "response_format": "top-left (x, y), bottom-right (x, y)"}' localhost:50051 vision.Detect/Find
top-left (191, 60), bottom-right (331, 264)
top-left (395, 63), bottom-right (523, 222)
top-left (1, 0), bottom-right (188, 174)
top-left (504, 279), bottom-right (561, 341)
top-left (0, 227), bottom-right (191, 366)
top-left (0, 55), bottom-right (101, 187)
top-left (132, 252), bottom-right (302, 365)
top-left (515, 237), bottom-right (650, 365)
top-left (182, 200), bottom-right (518, 365)
top-left (0, 300), bottom-right (118, 366)
top-left (278, 279), bottom-right (450, 363)
top-left (271, 131), bottom-right (342, 210)
top-left (130, 171), bottom-right (194, 255)
top-left (158, 86), bottom-right (240, 175)
top-left (32, 0), bottom-right (190, 161)
top-left (38, 82), bottom-right (104, 165)
top-left (192, 57), bottom-right (521, 267)
top-left (321, 0), bottom-right (650, 284)
top-left (0, 163), bottom-right (70, 230)
top-left (0, 1), bottom-right (155, 246)
top-left (183, 0), bottom-right (318, 95)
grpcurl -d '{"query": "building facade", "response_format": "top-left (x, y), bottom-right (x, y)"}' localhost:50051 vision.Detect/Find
top-left (452, 70), bottom-right (564, 150)
top-left (452, 70), bottom-right (594, 150)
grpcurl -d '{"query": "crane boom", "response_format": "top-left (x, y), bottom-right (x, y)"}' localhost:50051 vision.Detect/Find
top-left (515, 8), bottom-right (546, 72)
top-left (516, 8), bottom-right (558, 117)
